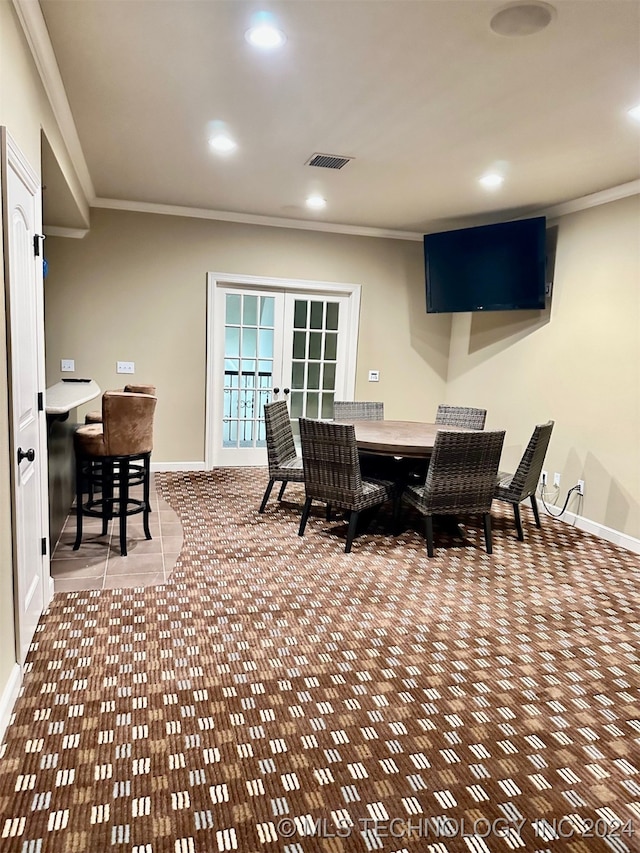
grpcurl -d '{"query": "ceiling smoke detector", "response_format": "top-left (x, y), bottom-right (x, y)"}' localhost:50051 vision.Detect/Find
top-left (490, 2), bottom-right (556, 37)
top-left (306, 153), bottom-right (354, 170)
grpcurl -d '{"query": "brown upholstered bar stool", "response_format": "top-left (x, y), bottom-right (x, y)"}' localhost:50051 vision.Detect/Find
top-left (82, 384), bottom-right (156, 504)
top-left (84, 383), bottom-right (157, 424)
top-left (73, 390), bottom-right (157, 556)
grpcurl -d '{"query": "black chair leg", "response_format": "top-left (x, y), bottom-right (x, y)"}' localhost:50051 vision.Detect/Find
top-left (99, 459), bottom-right (111, 536)
top-left (345, 511), bottom-right (359, 553)
top-left (143, 455), bottom-right (152, 540)
top-left (298, 497), bottom-right (312, 536)
top-left (483, 513), bottom-right (493, 554)
top-left (425, 516), bottom-right (435, 557)
top-left (530, 494), bottom-right (541, 527)
top-left (326, 503), bottom-right (332, 521)
top-left (259, 478), bottom-right (276, 513)
top-left (73, 457), bottom-right (84, 550)
top-left (277, 481), bottom-right (287, 501)
top-left (513, 503), bottom-right (524, 541)
top-left (119, 458), bottom-right (129, 557)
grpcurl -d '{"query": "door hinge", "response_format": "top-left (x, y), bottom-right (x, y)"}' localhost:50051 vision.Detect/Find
top-left (33, 234), bottom-right (45, 257)
top-left (41, 537), bottom-right (47, 556)
top-left (37, 391), bottom-right (44, 412)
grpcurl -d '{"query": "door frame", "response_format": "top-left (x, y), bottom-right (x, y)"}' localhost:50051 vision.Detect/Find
top-left (205, 272), bottom-right (361, 469)
top-left (1, 128), bottom-right (52, 664)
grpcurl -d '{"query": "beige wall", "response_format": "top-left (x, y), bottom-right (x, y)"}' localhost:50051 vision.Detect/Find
top-left (44, 208), bottom-right (450, 461)
top-left (446, 195), bottom-right (640, 538)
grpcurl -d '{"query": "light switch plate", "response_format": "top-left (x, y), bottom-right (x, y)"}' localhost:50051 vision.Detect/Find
top-left (117, 361), bottom-right (135, 374)
top-left (368, 370), bottom-right (380, 382)
top-left (61, 359), bottom-right (75, 372)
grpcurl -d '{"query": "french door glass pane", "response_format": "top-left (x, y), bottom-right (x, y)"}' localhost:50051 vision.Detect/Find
top-left (324, 333), bottom-right (337, 361)
top-left (260, 296), bottom-right (274, 326)
top-left (308, 333), bottom-right (322, 360)
top-left (293, 300), bottom-right (307, 328)
top-left (225, 327), bottom-right (240, 357)
top-left (326, 302), bottom-right (339, 331)
top-left (307, 362), bottom-right (321, 390)
top-left (290, 392), bottom-right (303, 418)
top-left (322, 362), bottom-right (335, 390)
top-left (243, 295), bottom-right (258, 326)
top-left (292, 362), bottom-right (304, 389)
top-left (293, 331), bottom-right (306, 359)
top-left (226, 294), bottom-right (241, 325)
top-left (310, 301), bottom-right (323, 329)
top-left (224, 292), bottom-right (275, 448)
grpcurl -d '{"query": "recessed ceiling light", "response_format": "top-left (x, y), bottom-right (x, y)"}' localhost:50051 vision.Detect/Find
top-left (245, 12), bottom-right (286, 49)
top-left (490, 2), bottom-right (556, 37)
top-left (306, 195), bottom-right (327, 210)
top-left (628, 104), bottom-right (640, 122)
top-left (209, 133), bottom-right (237, 153)
top-left (479, 173), bottom-right (504, 189)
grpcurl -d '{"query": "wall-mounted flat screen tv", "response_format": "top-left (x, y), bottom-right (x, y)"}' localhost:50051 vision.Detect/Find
top-left (424, 216), bottom-right (547, 313)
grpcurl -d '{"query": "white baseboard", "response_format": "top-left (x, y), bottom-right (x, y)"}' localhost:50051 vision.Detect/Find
top-left (540, 502), bottom-right (640, 555)
top-left (0, 664), bottom-right (22, 746)
top-left (151, 462), bottom-right (206, 472)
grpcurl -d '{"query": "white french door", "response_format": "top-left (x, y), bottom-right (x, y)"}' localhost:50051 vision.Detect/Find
top-left (206, 273), bottom-right (360, 467)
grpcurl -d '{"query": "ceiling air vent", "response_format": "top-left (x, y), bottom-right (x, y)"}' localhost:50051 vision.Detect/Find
top-left (305, 153), bottom-right (353, 170)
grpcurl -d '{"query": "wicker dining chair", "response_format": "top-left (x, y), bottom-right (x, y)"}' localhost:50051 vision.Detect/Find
top-left (298, 418), bottom-right (393, 553)
top-left (333, 400), bottom-right (390, 477)
top-left (435, 404), bottom-right (487, 430)
top-left (494, 420), bottom-right (554, 540)
top-left (403, 429), bottom-right (505, 557)
top-left (333, 401), bottom-right (384, 421)
top-left (259, 401), bottom-right (305, 513)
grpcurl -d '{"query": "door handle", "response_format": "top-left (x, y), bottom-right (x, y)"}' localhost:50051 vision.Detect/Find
top-left (283, 388), bottom-right (290, 395)
top-left (273, 387), bottom-right (280, 395)
top-left (17, 447), bottom-right (35, 463)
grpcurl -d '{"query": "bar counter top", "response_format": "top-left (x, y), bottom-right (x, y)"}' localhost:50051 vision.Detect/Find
top-left (45, 379), bottom-right (101, 415)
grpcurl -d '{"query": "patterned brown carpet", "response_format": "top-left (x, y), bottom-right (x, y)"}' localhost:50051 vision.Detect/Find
top-left (0, 468), bottom-right (639, 853)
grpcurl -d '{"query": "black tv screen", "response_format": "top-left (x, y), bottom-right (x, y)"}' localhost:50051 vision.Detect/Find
top-left (425, 216), bottom-right (547, 313)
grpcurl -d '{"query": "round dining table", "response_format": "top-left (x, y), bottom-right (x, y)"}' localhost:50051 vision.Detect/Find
top-left (333, 419), bottom-right (472, 458)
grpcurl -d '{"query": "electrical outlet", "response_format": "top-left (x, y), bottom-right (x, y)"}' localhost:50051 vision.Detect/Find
top-left (577, 479), bottom-right (585, 496)
top-left (553, 472), bottom-right (561, 487)
top-left (541, 470), bottom-right (547, 486)
top-left (117, 361), bottom-right (135, 374)
top-left (61, 359), bottom-right (75, 372)
top-left (368, 370), bottom-right (380, 382)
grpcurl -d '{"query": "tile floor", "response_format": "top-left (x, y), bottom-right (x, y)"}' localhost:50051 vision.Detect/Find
top-left (50, 475), bottom-right (183, 592)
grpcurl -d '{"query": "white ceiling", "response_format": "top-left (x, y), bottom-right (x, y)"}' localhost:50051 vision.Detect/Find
top-left (37, 0), bottom-right (640, 237)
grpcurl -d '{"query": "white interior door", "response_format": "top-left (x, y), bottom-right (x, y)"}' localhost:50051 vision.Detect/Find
top-left (2, 129), bottom-right (51, 664)
top-left (206, 273), bottom-right (360, 467)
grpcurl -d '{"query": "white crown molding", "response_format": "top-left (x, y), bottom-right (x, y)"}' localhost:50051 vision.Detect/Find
top-left (43, 226), bottom-right (89, 239)
top-left (13, 0), bottom-right (94, 205)
top-left (91, 197), bottom-right (423, 241)
top-left (541, 179), bottom-right (640, 219)
top-left (93, 178), bottom-right (640, 241)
